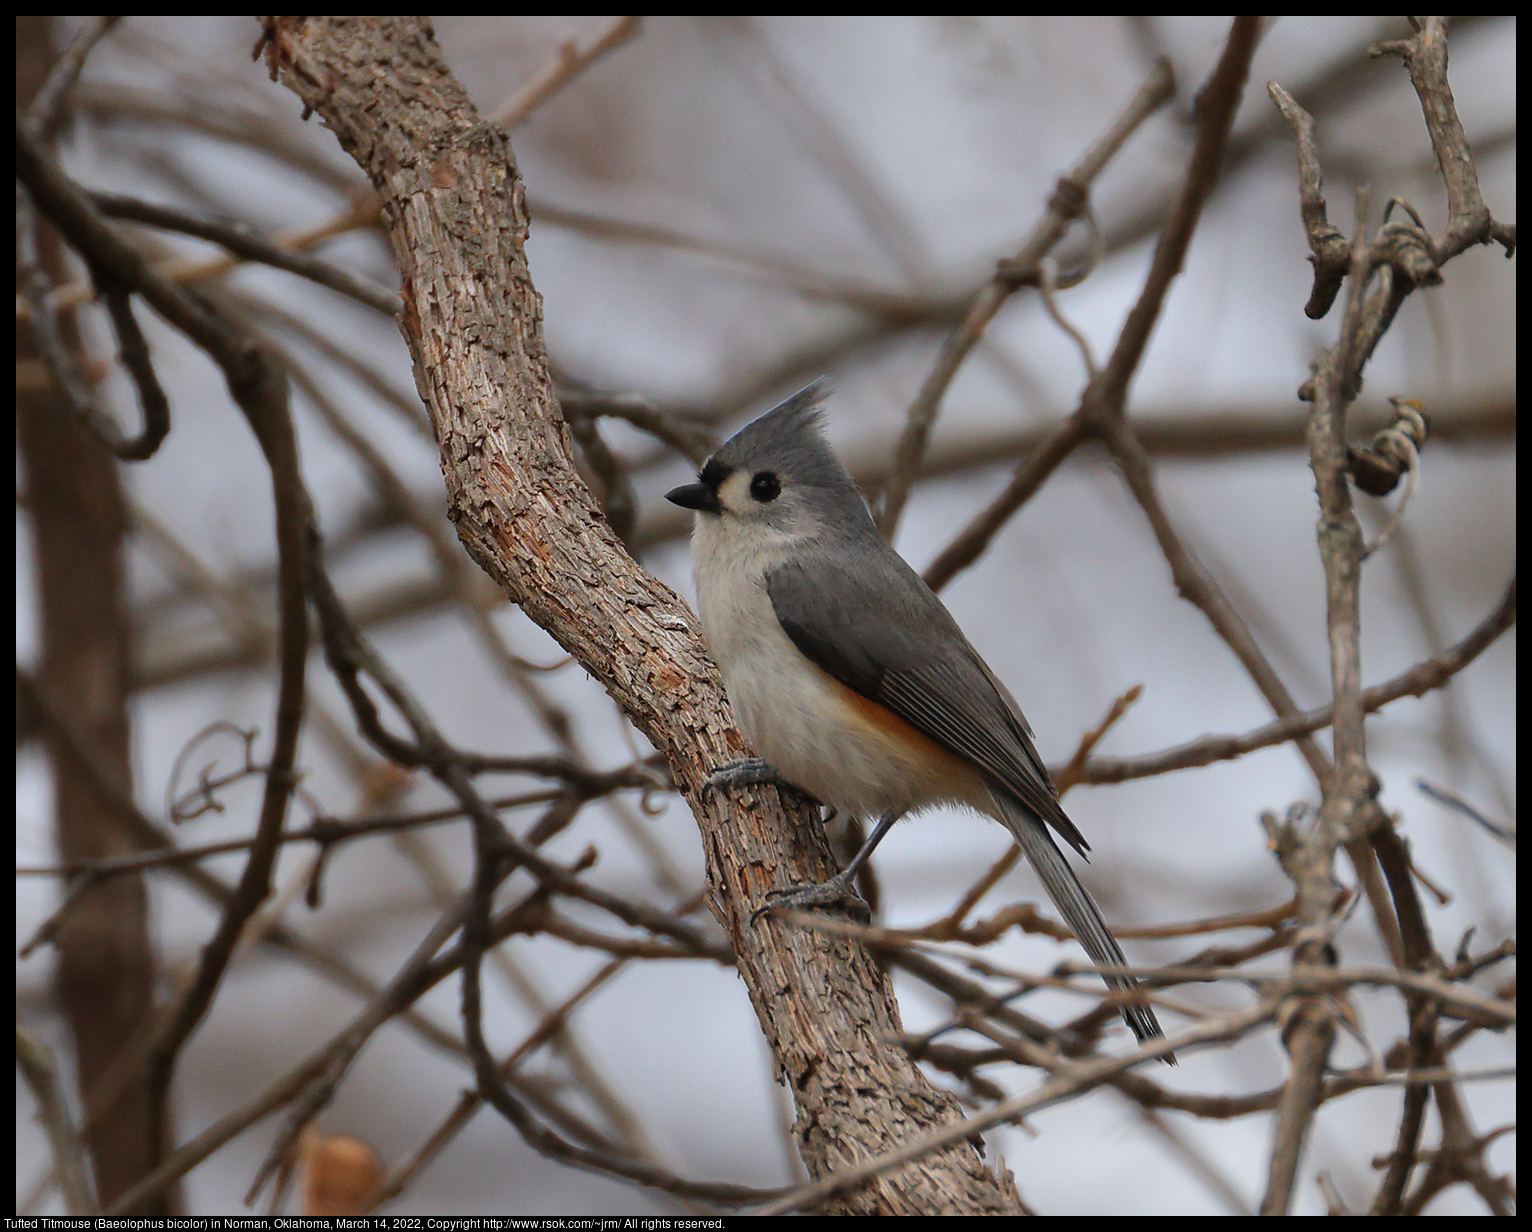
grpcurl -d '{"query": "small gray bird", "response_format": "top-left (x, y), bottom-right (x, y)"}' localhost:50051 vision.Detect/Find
top-left (667, 381), bottom-right (1167, 1052)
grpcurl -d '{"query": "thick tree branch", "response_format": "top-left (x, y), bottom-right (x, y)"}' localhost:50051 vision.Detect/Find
top-left (260, 16), bottom-right (1019, 1214)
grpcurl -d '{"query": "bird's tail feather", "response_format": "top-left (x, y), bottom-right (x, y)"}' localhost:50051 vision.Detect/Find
top-left (990, 788), bottom-right (1171, 1059)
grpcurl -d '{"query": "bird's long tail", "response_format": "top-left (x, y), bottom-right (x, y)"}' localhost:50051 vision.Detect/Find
top-left (989, 788), bottom-right (1172, 1059)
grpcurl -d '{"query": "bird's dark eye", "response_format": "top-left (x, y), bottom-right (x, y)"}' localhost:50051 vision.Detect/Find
top-left (749, 472), bottom-right (781, 502)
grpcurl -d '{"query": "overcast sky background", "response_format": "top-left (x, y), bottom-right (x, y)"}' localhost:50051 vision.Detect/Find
top-left (17, 16), bottom-right (1514, 1215)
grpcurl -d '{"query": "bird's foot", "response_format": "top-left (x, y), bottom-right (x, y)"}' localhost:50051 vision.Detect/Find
top-left (702, 758), bottom-right (815, 805)
top-left (751, 870), bottom-right (869, 924)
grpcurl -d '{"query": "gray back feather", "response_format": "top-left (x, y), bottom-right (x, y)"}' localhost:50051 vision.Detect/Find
top-left (712, 379), bottom-right (1087, 853)
top-left (766, 538), bottom-right (1089, 856)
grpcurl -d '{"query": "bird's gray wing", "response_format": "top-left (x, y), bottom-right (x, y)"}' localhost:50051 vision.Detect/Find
top-left (766, 552), bottom-right (1089, 855)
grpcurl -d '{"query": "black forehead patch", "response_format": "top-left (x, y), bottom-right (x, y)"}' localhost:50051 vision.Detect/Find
top-left (699, 457), bottom-right (733, 492)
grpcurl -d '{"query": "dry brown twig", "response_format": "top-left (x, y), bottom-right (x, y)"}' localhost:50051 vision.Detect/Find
top-left (877, 54), bottom-right (1176, 538)
top-left (486, 16), bottom-right (643, 129)
top-left (27, 18), bottom-right (643, 318)
top-left (756, 999), bottom-right (1274, 1216)
top-left (18, 111), bottom-right (313, 1174)
top-left (1258, 16), bottom-right (1515, 1216)
top-left (17, 15), bottom-right (1513, 1218)
top-left (256, 15), bottom-right (1022, 1215)
top-left (16, 1026), bottom-right (96, 1215)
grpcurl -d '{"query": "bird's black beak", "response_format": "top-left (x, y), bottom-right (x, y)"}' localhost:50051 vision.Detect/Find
top-left (666, 482), bottom-right (722, 514)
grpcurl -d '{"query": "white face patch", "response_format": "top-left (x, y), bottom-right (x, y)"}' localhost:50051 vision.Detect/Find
top-left (702, 465), bottom-right (821, 556)
top-left (715, 469), bottom-right (756, 514)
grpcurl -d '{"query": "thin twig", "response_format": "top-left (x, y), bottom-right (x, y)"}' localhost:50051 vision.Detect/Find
top-left (24, 15), bottom-right (122, 137)
top-left (92, 192), bottom-right (400, 315)
top-left (15, 787), bottom-right (599, 882)
top-left (1079, 577), bottom-right (1514, 783)
top-left (17, 118), bottom-right (314, 1147)
top-left (1267, 81), bottom-right (1351, 318)
top-left (530, 199), bottom-right (955, 322)
top-left (1371, 17), bottom-right (1515, 260)
top-left (557, 388), bottom-right (717, 465)
top-left (16, 1026), bottom-right (97, 1215)
top-left (877, 55), bottom-right (1175, 538)
top-left (921, 416), bottom-right (1088, 591)
top-left (756, 1001), bottom-right (1276, 1216)
top-left (1416, 779), bottom-right (1515, 848)
top-left (38, 195), bottom-right (384, 315)
top-left (487, 16), bottom-right (643, 129)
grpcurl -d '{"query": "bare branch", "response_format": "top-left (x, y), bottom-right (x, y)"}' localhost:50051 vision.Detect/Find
top-left (262, 17), bottom-right (1024, 1212)
top-left (16, 1026), bottom-right (96, 1214)
top-left (877, 55), bottom-right (1175, 538)
top-left (16, 119), bottom-right (313, 1143)
top-left (757, 1001), bottom-right (1275, 1216)
top-left (486, 16), bottom-right (643, 129)
top-left (24, 15), bottom-right (121, 137)
top-left (1080, 576), bottom-right (1515, 784)
top-left (1266, 81), bottom-right (1352, 318)
top-left (91, 192), bottom-right (401, 315)
top-left (1371, 17), bottom-right (1514, 259)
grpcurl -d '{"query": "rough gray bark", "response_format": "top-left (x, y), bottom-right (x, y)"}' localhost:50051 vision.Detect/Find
top-left (261, 15), bottom-right (1019, 1214)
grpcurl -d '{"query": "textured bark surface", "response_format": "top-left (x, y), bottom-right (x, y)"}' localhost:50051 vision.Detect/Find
top-left (262, 16), bottom-right (1018, 1214)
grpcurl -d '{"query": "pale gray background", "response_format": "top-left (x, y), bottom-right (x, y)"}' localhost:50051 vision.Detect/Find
top-left (18, 15), bottom-right (1515, 1216)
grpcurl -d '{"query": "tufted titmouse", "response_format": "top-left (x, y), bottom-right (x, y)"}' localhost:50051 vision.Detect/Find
top-left (667, 381), bottom-right (1167, 1052)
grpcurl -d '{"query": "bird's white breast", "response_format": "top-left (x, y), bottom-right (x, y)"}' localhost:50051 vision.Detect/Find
top-left (690, 515), bottom-right (977, 817)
